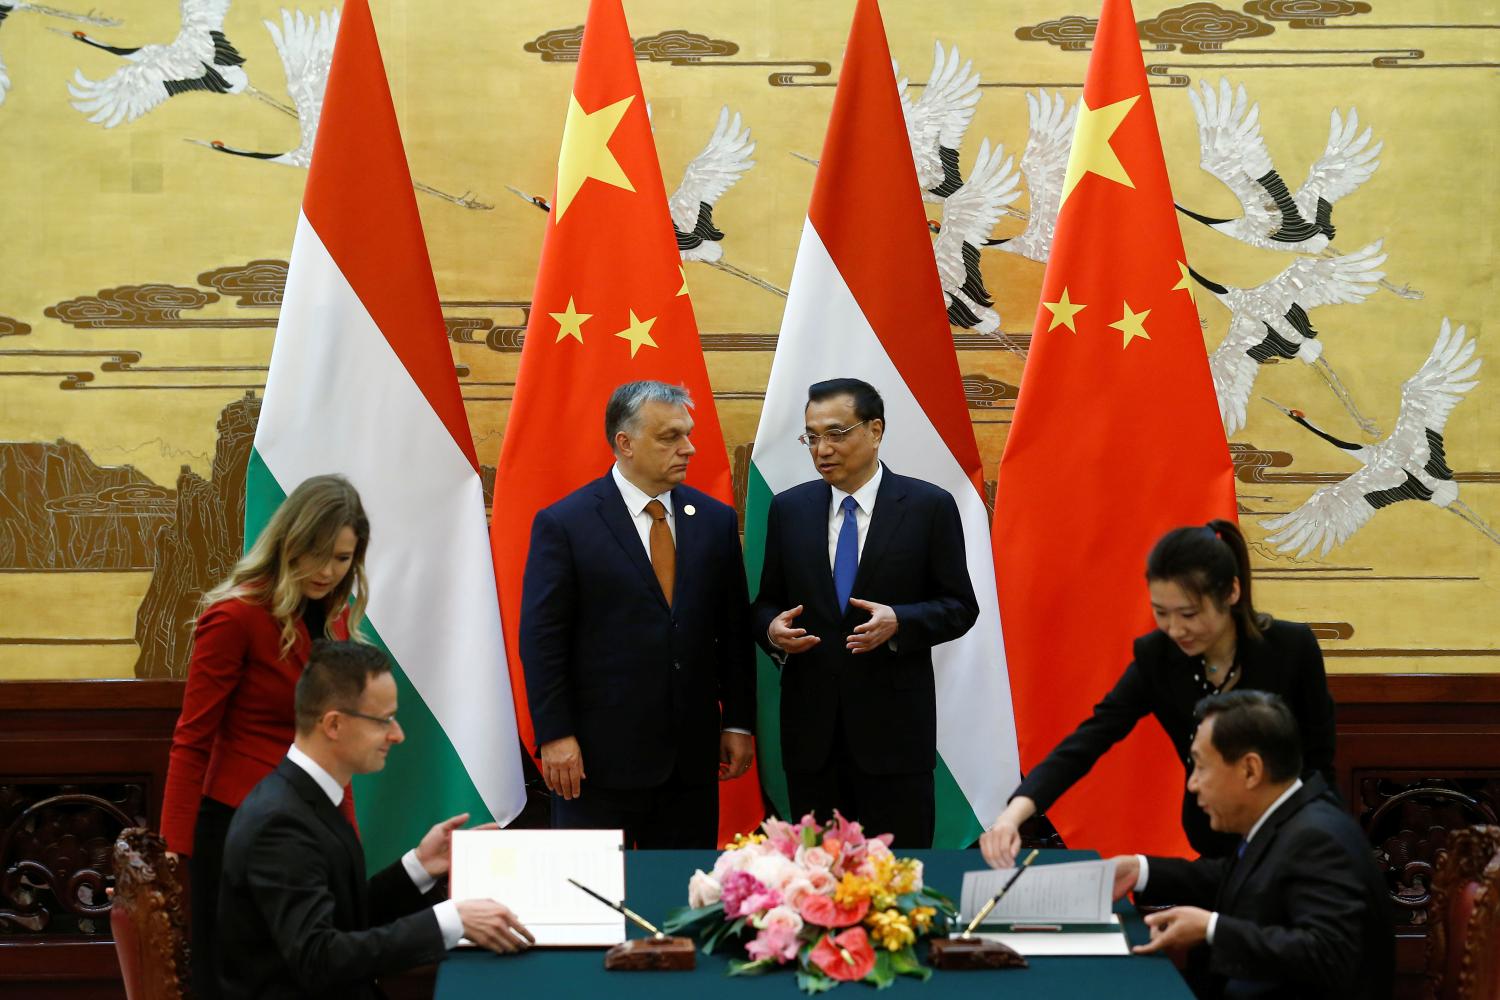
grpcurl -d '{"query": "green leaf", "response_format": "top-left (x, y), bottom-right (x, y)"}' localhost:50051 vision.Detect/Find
top-left (796, 970), bottom-right (838, 994)
top-left (702, 915), bottom-right (749, 955)
top-left (802, 824), bottom-right (819, 848)
top-left (918, 886), bottom-right (956, 910)
top-left (890, 946), bottom-right (931, 981)
top-left (728, 957), bottom-right (775, 977)
top-left (663, 902), bottom-right (724, 935)
top-left (866, 951), bottom-right (896, 990)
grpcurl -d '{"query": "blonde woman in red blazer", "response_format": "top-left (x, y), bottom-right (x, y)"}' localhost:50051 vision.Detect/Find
top-left (160, 474), bottom-right (371, 999)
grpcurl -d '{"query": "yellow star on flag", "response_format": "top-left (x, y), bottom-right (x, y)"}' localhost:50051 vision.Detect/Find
top-left (615, 309), bottom-right (658, 357)
top-left (677, 265), bottom-right (689, 297)
top-left (1172, 261), bottom-right (1196, 305)
top-left (1042, 287), bottom-right (1086, 332)
top-left (549, 296), bottom-right (591, 344)
top-left (554, 93), bottom-right (636, 221)
top-left (1060, 95), bottom-right (1139, 206)
top-left (1108, 301), bottom-right (1152, 349)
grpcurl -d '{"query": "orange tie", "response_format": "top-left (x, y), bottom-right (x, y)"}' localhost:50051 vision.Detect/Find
top-left (644, 499), bottom-right (675, 606)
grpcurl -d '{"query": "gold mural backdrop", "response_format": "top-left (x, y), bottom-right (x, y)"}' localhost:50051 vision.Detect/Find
top-left (0, 0), bottom-right (1495, 680)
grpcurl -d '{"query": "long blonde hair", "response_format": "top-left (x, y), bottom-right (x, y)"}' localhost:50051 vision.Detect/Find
top-left (201, 474), bottom-right (371, 657)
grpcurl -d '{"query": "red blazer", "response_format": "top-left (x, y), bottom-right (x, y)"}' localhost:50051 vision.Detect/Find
top-left (160, 596), bottom-right (354, 854)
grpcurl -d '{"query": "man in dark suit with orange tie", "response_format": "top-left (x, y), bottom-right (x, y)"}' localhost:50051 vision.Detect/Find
top-left (753, 378), bottom-right (978, 848)
top-left (520, 380), bottom-right (755, 848)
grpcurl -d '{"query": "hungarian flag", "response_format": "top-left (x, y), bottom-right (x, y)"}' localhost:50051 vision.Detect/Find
top-left (744, 0), bottom-right (1019, 849)
top-left (993, 0), bottom-right (1236, 859)
top-left (248, 0), bottom-right (526, 867)
top-left (488, 0), bottom-right (761, 845)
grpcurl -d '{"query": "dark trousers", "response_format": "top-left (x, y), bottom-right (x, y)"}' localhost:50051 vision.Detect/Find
top-left (188, 796), bottom-right (235, 1000)
top-left (785, 730), bottom-right (935, 850)
top-left (551, 771), bottom-right (717, 849)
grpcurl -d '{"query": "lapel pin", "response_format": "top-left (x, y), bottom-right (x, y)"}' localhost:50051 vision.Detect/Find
top-left (683, 504), bottom-right (696, 516)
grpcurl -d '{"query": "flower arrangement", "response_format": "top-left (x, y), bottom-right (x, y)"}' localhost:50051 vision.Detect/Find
top-left (664, 812), bottom-right (955, 992)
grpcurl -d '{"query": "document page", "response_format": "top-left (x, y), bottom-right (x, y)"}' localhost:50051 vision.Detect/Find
top-left (959, 858), bottom-right (1116, 923)
top-left (449, 829), bottom-right (626, 946)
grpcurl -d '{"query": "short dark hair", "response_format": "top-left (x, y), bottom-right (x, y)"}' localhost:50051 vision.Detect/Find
top-left (1194, 690), bottom-right (1302, 782)
top-left (295, 640), bottom-right (392, 733)
top-left (806, 378), bottom-right (884, 424)
top-left (604, 381), bottom-right (693, 450)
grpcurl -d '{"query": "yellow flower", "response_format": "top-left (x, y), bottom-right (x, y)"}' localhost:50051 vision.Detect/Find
top-left (909, 906), bottom-right (936, 934)
top-left (834, 872), bottom-right (876, 908)
top-left (723, 832), bottom-right (767, 850)
top-left (865, 908), bottom-right (916, 951)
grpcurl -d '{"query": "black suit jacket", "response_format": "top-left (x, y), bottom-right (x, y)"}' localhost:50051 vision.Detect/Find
top-left (217, 759), bottom-right (446, 999)
top-left (520, 474), bottom-right (754, 789)
top-left (1138, 775), bottom-right (1394, 1000)
top-left (752, 465), bottom-right (978, 774)
top-left (1016, 619), bottom-right (1337, 857)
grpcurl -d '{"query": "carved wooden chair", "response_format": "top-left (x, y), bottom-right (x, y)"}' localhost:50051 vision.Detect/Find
top-left (110, 827), bottom-right (190, 1000)
top-left (1423, 824), bottom-right (1500, 1000)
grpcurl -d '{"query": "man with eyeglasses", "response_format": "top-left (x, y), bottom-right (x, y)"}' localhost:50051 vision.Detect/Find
top-left (753, 378), bottom-right (978, 848)
top-left (217, 640), bottom-right (534, 998)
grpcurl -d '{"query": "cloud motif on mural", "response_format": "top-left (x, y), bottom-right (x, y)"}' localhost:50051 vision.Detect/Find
top-left (45, 285), bottom-right (219, 328)
top-left (1243, 0), bottom-right (1373, 26)
top-left (1139, 3), bottom-right (1275, 53)
top-left (525, 26), bottom-right (738, 63)
top-left (197, 260), bottom-right (287, 308)
top-left (1014, 15), bottom-right (1098, 50)
top-left (0, 315), bottom-right (32, 337)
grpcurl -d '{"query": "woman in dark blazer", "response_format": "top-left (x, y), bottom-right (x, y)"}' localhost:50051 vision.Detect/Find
top-left (981, 519), bottom-right (1336, 865)
top-left (159, 474), bottom-right (370, 998)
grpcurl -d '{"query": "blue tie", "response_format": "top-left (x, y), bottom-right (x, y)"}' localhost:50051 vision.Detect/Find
top-left (834, 495), bottom-right (859, 612)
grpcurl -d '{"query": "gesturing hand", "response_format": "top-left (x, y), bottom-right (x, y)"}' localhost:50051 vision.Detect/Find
top-left (769, 605), bottom-right (820, 654)
top-left (540, 736), bottom-right (585, 800)
top-left (1108, 854), bottom-right (1141, 902)
top-left (845, 598), bottom-right (898, 653)
top-left (456, 900), bottom-right (535, 955)
top-left (1134, 905), bottom-right (1211, 956)
top-left (415, 813), bottom-right (499, 878)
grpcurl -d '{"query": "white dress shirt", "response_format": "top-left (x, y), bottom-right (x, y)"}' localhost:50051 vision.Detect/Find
top-left (285, 744), bottom-right (463, 949)
top-left (1133, 777), bottom-right (1304, 945)
top-left (609, 465), bottom-right (748, 737)
top-left (826, 463), bottom-right (883, 570)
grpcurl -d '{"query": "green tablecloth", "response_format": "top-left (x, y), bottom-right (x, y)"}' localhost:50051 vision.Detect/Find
top-left (433, 848), bottom-right (1194, 998)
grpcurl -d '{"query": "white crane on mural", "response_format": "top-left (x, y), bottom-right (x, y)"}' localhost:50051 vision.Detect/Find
top-left (982, 88), bottom-right (1078, 265)
top-left (65, 0), bottom-right (297, 127)
top-left (1192, 240), bottom-right (1387, 438)
top-left (188, 7), bottom-right (490, 210)
top-left (0, 1), bottom-right (118, 108)
top-left (897, 42), bottom-right (981, 203)
top-left (929, 138), bottom-right (1020, 347)
top-left (1261, 319), bottom-right (1497, 556)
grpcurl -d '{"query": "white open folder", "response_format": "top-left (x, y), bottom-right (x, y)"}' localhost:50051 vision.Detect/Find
top-left (956, 858), bottom-right (1131, 956)
top-left (449, 828), bottom-right (626, 946)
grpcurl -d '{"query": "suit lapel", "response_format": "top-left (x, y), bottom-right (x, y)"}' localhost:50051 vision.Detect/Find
top-left (592, 475), bottom-right (669, 610)
top-left (847, 468), bottom-right (906, 618)
top-left (1218, 778), bottom-right (1322, 909)
top-left (278, 759), bottom-right (367, 909)
top-left (669, 487), bottom-right (702, 609)
top-left (798, 482), bottom-right (842, 619)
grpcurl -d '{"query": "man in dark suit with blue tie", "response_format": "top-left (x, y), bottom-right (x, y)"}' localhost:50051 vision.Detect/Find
top-left (753, 378), bottom-right (978, 849)
top-left (520, 380), bottom-right (755, 848)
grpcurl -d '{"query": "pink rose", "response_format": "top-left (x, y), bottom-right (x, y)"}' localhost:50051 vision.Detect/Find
top-left (713, 842), bottom-right (766, 880)
top-left (780, 876), bottom-right (813, 907)
top-left (865, 838), bottom-right (892, 861)
top-left (720, 871), bottom-right (773, 918)
top-left (757, 904), bottom-right (805, 937)
top-left (688, 869), bottom-right (722, 908)
top-left (795, 845), bottom-right (835, 870)
top-left (805, 869), bottom-right (837, 896)
top-left (738, 888), bottom-right (783, 916)
top-left (745, 924), bottom-right (800, 964)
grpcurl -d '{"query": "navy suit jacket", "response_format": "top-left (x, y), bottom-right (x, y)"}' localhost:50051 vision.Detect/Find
top-left (217, 759), bottom-right (445, 999)
top-left (752, 465), bottom-right (978, 775)
top-left (1138, 775), bottom-right (1393, 1000)
top-left (520, 473), bottom-right (754, 790)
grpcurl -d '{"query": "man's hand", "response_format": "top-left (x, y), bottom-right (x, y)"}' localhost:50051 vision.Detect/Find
top-left (1109, 854), bottom-right (1141, 902)
top-left (719, 732), bottom-right (754, 781)
top-left (846, 599), bottom-right (898, 653)
top-left (414, 813), bottom-right (499, 878)
top-left (769, 605), bottom-right (820, 654)
top-left (540, 736), bottom-right (585, 800)
top-left (1134, 905), bottom-right (1211, 955)
top-left (456, 900), bottom-right (535, 955)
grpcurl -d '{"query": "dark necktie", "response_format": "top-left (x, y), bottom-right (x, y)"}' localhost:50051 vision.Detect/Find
top-left (645, 499), bottom-right (675, 606)
top-left (834, 495), bottom-right (859, 610)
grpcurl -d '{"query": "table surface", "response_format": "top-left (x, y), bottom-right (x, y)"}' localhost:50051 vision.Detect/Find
top-left (433, 848), bottom-right (1195, 998)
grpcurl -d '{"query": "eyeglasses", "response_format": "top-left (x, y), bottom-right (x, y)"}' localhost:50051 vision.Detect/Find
top-left (336, 708), bottom-right (398, 728)
top-left (798, 420), bottom-right (869, 448)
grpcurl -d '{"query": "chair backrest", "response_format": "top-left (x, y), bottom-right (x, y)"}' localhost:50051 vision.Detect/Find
top-left (1424, 824), bottom-right (1500, 1000)
top-left (110, 827), bottom-right (190, 1000)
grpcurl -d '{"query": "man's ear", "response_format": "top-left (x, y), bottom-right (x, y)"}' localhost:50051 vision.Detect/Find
top-left (1240, 751), bottom-right (1266, 789)
top-left (319, 709), bottom-right (342, 742)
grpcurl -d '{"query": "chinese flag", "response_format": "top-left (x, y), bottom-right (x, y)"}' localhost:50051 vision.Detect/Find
top-left (489, 0), bottom-right (759, 845)
top-left (992, 0), bottom-right (1236, 859)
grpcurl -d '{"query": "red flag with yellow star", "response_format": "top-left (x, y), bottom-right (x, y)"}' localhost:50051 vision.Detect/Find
top-left (992, 0), bottom-right (1236, 859)
top-left (489, 0), bottom-right (758, 844)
